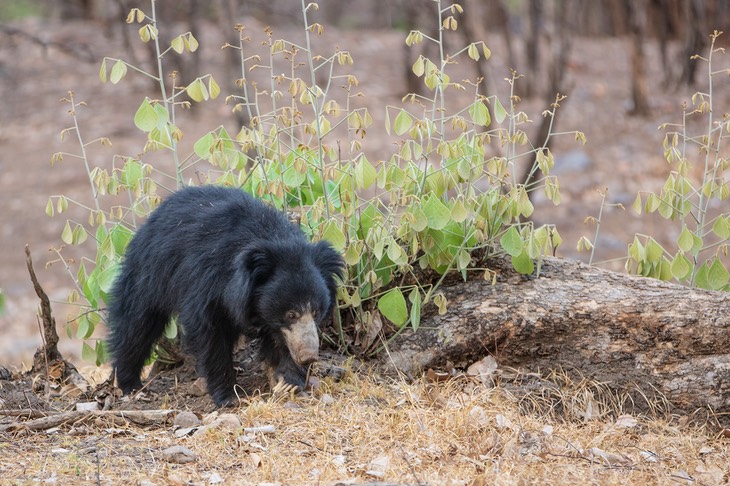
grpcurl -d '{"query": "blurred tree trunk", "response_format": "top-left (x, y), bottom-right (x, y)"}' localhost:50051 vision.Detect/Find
top-left (520, 0), bottom-right (572, 191)
top-left (523, 0), bottom-right (541, 98)
top-left (628, 0), bottom-right (651, 116)
top-left (377, 255), bottom-right (730, 421)
top-left (678, 0), bottom-right (707, 87)
top-left (402, 0), bottom-right (439, 96)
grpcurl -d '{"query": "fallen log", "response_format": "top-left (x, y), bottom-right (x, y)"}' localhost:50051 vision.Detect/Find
top-left (379, 256), bottom-right (729, 417)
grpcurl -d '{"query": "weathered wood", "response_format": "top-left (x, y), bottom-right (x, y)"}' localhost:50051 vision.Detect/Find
top-left (379, 256), bottom-right (729, 416)
top-left (0, 409), bottom-right (177, 433)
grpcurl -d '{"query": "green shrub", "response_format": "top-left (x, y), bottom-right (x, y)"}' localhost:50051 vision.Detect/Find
top-left (49, 0), bottom-right (579, 363)
top-left (627, 31), bottom-right (730, 291)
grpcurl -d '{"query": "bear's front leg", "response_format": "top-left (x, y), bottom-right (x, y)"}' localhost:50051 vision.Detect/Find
top-left (185, 316), bottom-right (238, 407)
top-left (260, 333), bottom-right (311, 391)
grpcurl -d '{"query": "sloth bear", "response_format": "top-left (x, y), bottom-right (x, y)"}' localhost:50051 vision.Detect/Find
top-left (107, 185), bottom-right (343, 406)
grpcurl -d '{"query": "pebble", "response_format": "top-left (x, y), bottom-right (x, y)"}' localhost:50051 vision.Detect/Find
top-left (160, 445), bottom-right (196, 464)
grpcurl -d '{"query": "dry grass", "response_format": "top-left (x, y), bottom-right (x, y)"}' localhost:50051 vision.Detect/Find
top-left (1, 364), bottom-right (728, 485)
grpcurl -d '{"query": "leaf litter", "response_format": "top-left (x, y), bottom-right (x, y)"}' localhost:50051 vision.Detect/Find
top-left (1, 356), bottom-right (728, 485)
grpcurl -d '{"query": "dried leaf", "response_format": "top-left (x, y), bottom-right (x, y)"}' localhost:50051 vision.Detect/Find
top-left (466, 356), bottom-right (498, 386)
top-left (613, 414), bottom-right (638, 429)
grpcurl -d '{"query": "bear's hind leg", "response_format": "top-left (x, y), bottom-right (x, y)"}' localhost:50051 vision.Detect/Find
top-left (109, 309), bottom-right (168, 394)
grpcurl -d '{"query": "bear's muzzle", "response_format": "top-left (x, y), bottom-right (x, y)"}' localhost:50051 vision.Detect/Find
top-left (281, 313), bottom-right (320, 365)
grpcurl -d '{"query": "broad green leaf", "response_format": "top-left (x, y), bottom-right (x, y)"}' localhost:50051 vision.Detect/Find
top-left (56, 196), bottom-right (68, 213)
top-left (138, 25), bottom-right (150, 42)
top-left (409, 288), bottom-right (421, 331)
top-left (467, 43), bottom-right (479, 61)
top-left (646, 238), bottom-right (664, 263)
top-left (208, 76), bottom-right (220, 99)
top-left (321, 220), bottom-right (346, 251)
top-left (185, 33), bottom-right (199, 52)
top-left (450, 198), bottom-right (468, 223)
top-left (378, 288), bottom-right (408, 327)
top-left (355, 156), bottom-right (377, 189)
top-left (500, 226), bottom-right (523, 257)
top-left (99, 58), bottom-right (107, 83)
top-left (412, 56), bottom-right (425, 77)
top-left (171, 35), bottom-right (185, 54)
top-left (343, 243), bottom-right (361, 266)
top-left (677, 226), bottom-right (694, 253)
top-left (61, 221), bottom-right (73, 245)
top-left (691, 233), bottom-right (703, 257)
top-left (457, 249), bottom-right (471, 270)
top-left (194, 132), bottom-right (215, 159)
top-left (493, 96), bottom-right (507, 123)
top-left (72, 225), bottom-right (88, 245)
top-left (468, 100), bottom-right (490, 127)
top-left (707, 258), bottom-right (729, 290)
top-left (670, 252), bottom-right (692, 280)
top-left (81, 341), bottom-right (96, 363)
top-left (97, 261), bottom-right (119, 294)
top-left (393, 109), bottom-right (413, 136)
top-left (110, 60), bottom-right (127, 84)
top-left (186, 79), bottom-right (208, 102)
top-left (511, 250), bottom-right (534, 275)
top-left (694, 261), bottom-right (711, 290)
top-left (411, 206), bottom-right (428, 232)
top-left (134, 98), bottom-right (158, 132)
top-left (110, 225), bottom-right (134, 255)
top-left (711, 216), bottom-right (730, 239)
top-left (631, 193), bottom-right (642, 215)
top-left (121, 160), bottom-right (143, 187)
top-left (644, 193), bottom-right (660, 213)
top-left (422, 195), bottom-right (451, 230)
top-left (95, 340), bottom-right (109, 365)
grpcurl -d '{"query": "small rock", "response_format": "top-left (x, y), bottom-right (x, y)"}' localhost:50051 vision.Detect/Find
top-left (365, 455), bottom-right (390, 478)
top-left (319, 393), bottom-right (334, 405)
top-left (202, 411), bottom-right (219, 425)
top-left (174, 411), bottom-right (202, 429)
top-left (160, 445), bottom-right (196, 464)
top-left (210, 413), bottom-right (241, 430)
top-left (208, 472), bottom-right (223, 484)
top-left (75, 401), bottom-right (99, 412)
top-left (189, 377), bottom-right (208, 397)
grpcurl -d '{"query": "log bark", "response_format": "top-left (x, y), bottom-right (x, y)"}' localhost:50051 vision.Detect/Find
top-left (379, 256), bottom-right (729, 418)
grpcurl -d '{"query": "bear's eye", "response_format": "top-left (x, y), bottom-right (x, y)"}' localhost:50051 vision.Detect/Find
top-left (286, 310), bottom-right (299, 321)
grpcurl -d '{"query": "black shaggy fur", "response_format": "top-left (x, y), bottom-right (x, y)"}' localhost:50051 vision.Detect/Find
top-left (107, 186), bottom-right (343, 406)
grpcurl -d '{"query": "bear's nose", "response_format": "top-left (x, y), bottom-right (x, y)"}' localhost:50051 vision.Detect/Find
top-left (299, 355), bottom-right (318, 366)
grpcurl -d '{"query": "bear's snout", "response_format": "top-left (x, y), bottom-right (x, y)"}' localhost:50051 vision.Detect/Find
top-left (281, 313), bottom-right (320, 365)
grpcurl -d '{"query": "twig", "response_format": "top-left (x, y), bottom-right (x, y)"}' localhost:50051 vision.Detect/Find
top-left (0, 409), bottom-right (177, 433)
top-left (25, 245), bottom-right (62, 367)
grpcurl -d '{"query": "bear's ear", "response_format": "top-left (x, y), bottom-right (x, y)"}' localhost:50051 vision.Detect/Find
top-left (242, 244), bottom-right (278, 284)
top-left (312, 240), bottom-right (345, 281)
